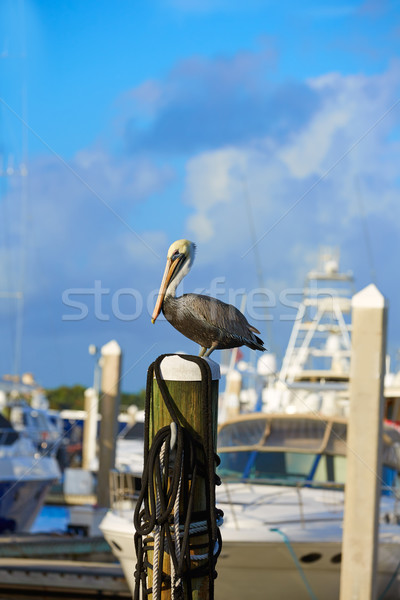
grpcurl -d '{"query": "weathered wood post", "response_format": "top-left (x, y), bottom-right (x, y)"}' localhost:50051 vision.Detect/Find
top-left (97, 340), bottom-right (122, 508)
top-left (339, 284), bottom-right (387, 600)
top-left (136, 354), bottom-right (220, 600)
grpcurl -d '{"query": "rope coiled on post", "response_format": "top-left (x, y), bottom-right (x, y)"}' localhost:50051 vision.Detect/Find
top-left (133, 354), bottom-right (223, 600)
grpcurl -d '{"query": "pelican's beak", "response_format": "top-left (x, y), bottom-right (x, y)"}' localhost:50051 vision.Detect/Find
top-left (151, 256), bottom-right (182, 323)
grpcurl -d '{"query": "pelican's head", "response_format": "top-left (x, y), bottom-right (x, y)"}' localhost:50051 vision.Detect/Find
top-left (151, 239), bottom-right (196, 323)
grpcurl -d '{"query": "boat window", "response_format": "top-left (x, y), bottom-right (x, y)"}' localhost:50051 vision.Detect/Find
top-left (325, 422), bottom-right (347, 455)
top-left (0, 414), bottom-right (19, 445)
top-left (218, 450), bottom-right (314, 482)
top-left (218, 418), bottom-right (267, 447)
top-left (313, 455), bottom-right (346, 485)
top-left (264, 419), bottom-right (326, 451)
top-left (218, 418), bottom-right (328, 451)
top-left (218, 450), bottom-right (347, 485)
top-left (218, 450), bottom-right (257, 478)
top-left (48, 415), bottom-right (60, 429)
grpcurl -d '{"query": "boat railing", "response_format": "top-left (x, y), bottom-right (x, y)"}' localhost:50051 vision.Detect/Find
top-left (108, 469), bottom-right (140, 515)
top-left (219, 478), bottom-right (400, 529)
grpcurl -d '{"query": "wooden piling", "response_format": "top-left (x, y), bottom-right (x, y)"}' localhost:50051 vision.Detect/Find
top-left (97, 340), bottom-right (122, 508)
top-left (148, 354), bottom-right (220, 600)
top-left (339, 284), bottom-right (387, 600)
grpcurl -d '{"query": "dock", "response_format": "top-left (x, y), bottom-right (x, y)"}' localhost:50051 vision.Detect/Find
top-left (0, 557), bottom-right (130, 596)
top-left (0, 532), bottom-right (129, 596)
top-left (0, 533), bottom-right (111, 561)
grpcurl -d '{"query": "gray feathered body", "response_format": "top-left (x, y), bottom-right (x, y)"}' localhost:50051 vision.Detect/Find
top-left (163, 294), bottom-right (265, 352)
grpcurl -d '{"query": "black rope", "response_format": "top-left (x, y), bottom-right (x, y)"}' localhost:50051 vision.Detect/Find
top-left (133, 354), bottom-right (222, 600)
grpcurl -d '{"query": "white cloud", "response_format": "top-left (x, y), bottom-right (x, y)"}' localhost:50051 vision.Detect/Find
top-left (0, 146), bottom-right (175, 304)
top-left (278, 108), bottom-right (350, 178)
top-left (183, 66), bottom-right (400, 271)
top-left (185, 147), bottom-right (246, 210)
top-left (187, 212), bottom-right (214, 243)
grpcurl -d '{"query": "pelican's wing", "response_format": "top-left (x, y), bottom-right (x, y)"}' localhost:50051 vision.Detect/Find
top-left (184, 294), bottom-right (265, 349)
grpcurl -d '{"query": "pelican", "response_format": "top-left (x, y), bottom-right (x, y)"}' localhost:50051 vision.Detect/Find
top-left (151, 239), bottom-right (266, 357)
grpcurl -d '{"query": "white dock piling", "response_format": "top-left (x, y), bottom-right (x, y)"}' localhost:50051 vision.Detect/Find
top-left (339, 284), bottom-right (387, 600)
top-left (97, 340), bottom-right (122, 508)
top-left (82, 387), bottom-right (99, 471)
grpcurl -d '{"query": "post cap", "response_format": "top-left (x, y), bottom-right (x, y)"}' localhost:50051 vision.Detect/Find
top-left (352, 284), bottom-right (387, 309)
top-left (156, 355), bottom-right (220, 381)
top-left (84, 387), bottom-right (97, 398)
top-left (101, 340), bottom-right (122, 356)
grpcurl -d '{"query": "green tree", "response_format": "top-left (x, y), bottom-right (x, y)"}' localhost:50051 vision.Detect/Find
top-left (46, 385), bottom-right (86, 411)
top-left (120, 389), bottom-right (146, 411)
top-left (46, 385), bottom-right (146, 411)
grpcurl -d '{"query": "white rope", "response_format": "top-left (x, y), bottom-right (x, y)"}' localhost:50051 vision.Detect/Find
top-left (190, 539), bottom-right (220, 561)
top-left (150, 423), bottom-right (222, 597)
top-left (170, 515), bottom-right (224, 536)
top-left (171, 453), bottom-right (183, 599)
top-left (152, 440), bottom-right (167, 600)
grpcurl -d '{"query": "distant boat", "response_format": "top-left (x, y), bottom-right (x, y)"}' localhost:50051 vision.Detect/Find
top-left (0, 412), bottom-right (60, 533)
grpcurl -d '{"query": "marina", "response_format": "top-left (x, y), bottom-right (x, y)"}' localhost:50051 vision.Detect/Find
top-left (0, 254), bottom-right (400, 598)
top-left (99, 255), bottom-right (400, 599)
top-left (1, 253), bottom-right (400, 599)
top-left (1, 4), bottom-right (399, 597)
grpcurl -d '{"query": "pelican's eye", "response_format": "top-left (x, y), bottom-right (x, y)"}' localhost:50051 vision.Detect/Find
top-left (171, 249), bottom-right (181, 261)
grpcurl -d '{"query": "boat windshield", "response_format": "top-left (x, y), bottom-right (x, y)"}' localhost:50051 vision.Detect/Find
top-left (0, 414), bottom-right (19, 446)
top-left (218, 449), bottom-right (346, 486)
top-left (217, 415), bottom-right (400, 491)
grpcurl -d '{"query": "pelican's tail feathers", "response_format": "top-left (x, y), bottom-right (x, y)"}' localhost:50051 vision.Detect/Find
top-left (248, 334), bottom-right (266, 352)
top-left (249, 325), bottom-right (261, 334)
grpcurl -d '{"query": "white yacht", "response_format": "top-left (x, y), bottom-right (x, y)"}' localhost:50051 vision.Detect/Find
top-left (100, 252), bottom-right (400, 599)
top-left (100, 412), bottom-right (400, 600)
top-left (214, 413), bottom-right (400, 600)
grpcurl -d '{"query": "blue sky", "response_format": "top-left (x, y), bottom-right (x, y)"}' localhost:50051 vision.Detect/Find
top-left (0, 0), bottom-right (400, 391)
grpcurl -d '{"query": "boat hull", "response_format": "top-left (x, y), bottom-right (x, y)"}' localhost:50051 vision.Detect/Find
top-left (100, 511), bottom-right (400, 600)
top-left (0, 479), bottom-right (55, 533)
top-left (0, 445), bottom-right (60, 533)
top-left (216, 539), bottom-right (400, 600)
